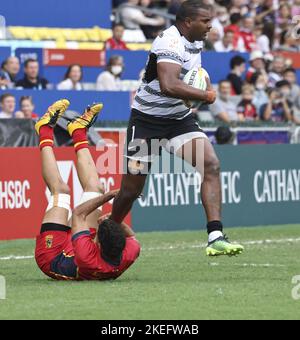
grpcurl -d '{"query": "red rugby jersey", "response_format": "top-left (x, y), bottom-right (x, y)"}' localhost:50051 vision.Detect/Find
top-left (72, 230), bottom-right (140, 280)
top-left (104, 38), bottom-right (129, 50)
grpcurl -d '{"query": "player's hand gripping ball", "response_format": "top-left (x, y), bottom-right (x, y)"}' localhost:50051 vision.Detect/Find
top-left (183, 67), bottom-right (216, 106)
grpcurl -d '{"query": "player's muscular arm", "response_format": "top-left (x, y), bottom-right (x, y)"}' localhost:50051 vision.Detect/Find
top-left (98, 213), bottom-right (135, 238)
top-left (72, 190), bottom-right (119, 235)
top-left (120, 222), bottom-right (135, 238)
top-left (157, 62), bottom-right (216, 104)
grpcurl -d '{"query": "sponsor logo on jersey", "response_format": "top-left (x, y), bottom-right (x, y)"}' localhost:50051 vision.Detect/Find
top-left (45, 235), bottom-right (54, 249)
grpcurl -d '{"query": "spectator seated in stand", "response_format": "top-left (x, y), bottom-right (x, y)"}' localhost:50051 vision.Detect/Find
top-left (230, 0), bottom-right (249, 17)
top-left (0, 57), bottom-right (20, 89)
top-left (211, 6), bottom-right (230, 39)
top-left (260, 85), bottom-right (293, 123)
top-left (16, 59), bottom-right (49, 90)
top-left (253, 23), bottom-right (271, 53)
top-left (120, 0), bottom-right (165, 40)
top-left (214, 29), bottom-right (234, 52)
top-left (139, 0), bottom-right (166, 40)
top-left (105, 23), bottom-right (129, 50)
top-left (15, 96), bottom-right (38, 119)
top-left (283, 68), bottom-right (300, 115)
top-left (237, 84), bottom-right (258, 121)
top-left (204, 28), bottom-right (220, 51)
top-left (210, 80), bottom-right (239, 123)
top-left (239, 15), bottom-right (256, 52)
top-left (250, 71), bottom-right (269, 113)
top-left (226, 55), bottom-right (246, 95)
top-left (57, 64), bottom-right (83, 90)
top-left (0, 93), bottom-right (16, 119)
top-left (276, 3), bottom-right (292, 34)
top-left (224, 13), bottom-right (245, 52)
top-left (278, 29), bottom-right (300, 53)
top-left (268, 56), bottom-right (285, 88)
top-left (96, 55), bottom-right (124, 91)
top-left (246, 50), bottom-right (268, 83)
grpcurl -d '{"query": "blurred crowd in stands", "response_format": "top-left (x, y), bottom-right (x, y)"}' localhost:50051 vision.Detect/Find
top-left (0, 93), bottom-right (37, 119)
top-left (200, 52), bottom-right (300, 124)
top-left (113, 0), bottom-right (300, 52)
top-left (1, 0), bottom-right (300, 124)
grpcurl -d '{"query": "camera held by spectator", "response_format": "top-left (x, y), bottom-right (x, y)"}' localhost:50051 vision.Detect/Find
top-left (260, 84), bottom-right (293, 123)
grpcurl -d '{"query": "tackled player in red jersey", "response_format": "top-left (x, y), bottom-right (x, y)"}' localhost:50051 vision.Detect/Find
top-left (34, 99), bottom-right (140, 281)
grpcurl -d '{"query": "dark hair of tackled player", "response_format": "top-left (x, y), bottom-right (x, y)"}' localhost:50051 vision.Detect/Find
top-left (175, 0), bottom-right (213, 42)
top-left (97, 219), bottom-right (126, 266)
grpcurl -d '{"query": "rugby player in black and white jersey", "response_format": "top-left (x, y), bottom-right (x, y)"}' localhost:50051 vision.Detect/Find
top-left (111, 0), bottom-right (244, 256)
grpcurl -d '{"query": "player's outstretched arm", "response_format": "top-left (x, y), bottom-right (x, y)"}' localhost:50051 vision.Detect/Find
top-left (157, 62), bottom-right (216, 104)
top-left (72, 190), bottom-right (119, 235)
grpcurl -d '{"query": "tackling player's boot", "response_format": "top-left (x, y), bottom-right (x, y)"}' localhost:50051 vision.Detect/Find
top-left (206, 235), bottom-right (244, 256)
top-left (67, 103), bottom-right (103, 136)
top-left (67, 103), bottom-right (103, 152)
top-left (35, 99), bottom-right (70, 135)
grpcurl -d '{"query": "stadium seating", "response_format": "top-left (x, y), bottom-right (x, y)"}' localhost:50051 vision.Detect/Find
top-left (9, 26), bottom-right (112, 43)
top-left (8, 26), bottom-right (151, 50)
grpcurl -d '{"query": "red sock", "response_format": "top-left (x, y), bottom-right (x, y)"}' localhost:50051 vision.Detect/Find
top-left (39, 125), bottom-right (54, 149)
top-left (72, 128), bottom-right (89, 152)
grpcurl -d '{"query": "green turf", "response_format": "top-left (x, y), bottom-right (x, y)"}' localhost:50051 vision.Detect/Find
top-left (0, 225), bottom-right (300, 320)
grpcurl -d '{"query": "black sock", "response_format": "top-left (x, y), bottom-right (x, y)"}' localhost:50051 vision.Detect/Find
top-left (207, 221), bottom-right (223, 235)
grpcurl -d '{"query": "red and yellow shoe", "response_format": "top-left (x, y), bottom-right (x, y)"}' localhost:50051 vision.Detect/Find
top-left (67, 103), bottom-right (103, 136)
top-left (35, 99), bottom-right (70, 135)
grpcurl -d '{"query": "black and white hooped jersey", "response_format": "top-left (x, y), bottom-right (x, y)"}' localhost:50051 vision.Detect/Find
top-left (132, 25), bottom-right (203, 120)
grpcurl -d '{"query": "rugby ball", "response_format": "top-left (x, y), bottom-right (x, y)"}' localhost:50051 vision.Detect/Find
top-left (183, 67), bottom-right (209, 91)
